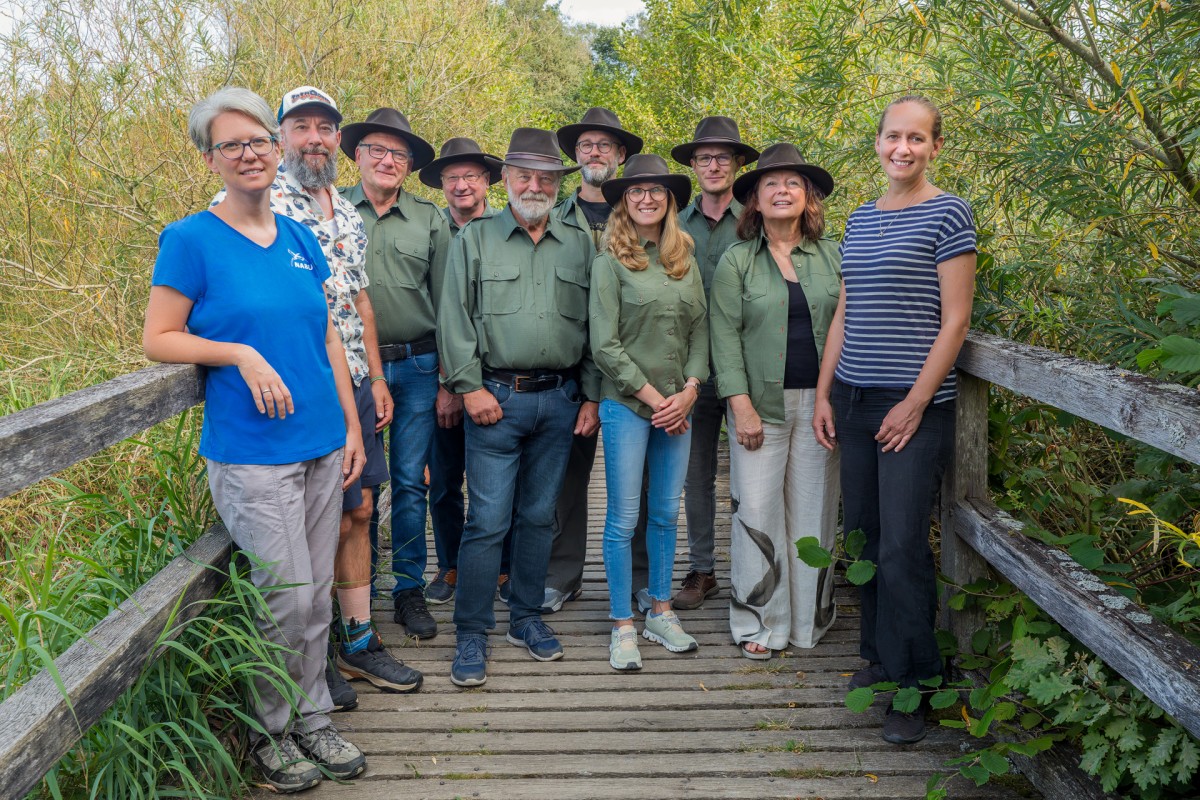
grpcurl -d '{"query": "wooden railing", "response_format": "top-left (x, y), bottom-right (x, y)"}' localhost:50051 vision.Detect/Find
top-left (1, 332), bottom-right (1198, 798)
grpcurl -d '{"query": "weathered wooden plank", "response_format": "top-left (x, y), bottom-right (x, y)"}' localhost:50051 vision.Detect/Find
top-left (954, 497), bottom-right (1200, 738)
top-left (344, 670), bottom-right (844, 694)
top-left (347, 687), bottom-right (841, 713)
top-left (0, 523), bottom-right (231, 800)
top-left (285, 774), bottom-right (1025, 799)
top-left (382, 653), bottom-right (864, 677)
top-left (957, 331), bottom-right (1200, 464)
top-left (0, 362), bottom-right (204, 499)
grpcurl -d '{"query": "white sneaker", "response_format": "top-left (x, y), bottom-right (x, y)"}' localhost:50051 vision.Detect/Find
top-left (643, 610), bottom-right (698, 653)
top-left (609, 626), bottom-right (643, 670)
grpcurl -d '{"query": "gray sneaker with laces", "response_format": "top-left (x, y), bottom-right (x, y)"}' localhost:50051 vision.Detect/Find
top-left (249, 733), bottom-right (321, 793)
top-left (609, 626), bottom-right (643, 671)
top-left (643, 609), bottom-right (698, 653)
top-left (295, 725), bottom-right (367, 779)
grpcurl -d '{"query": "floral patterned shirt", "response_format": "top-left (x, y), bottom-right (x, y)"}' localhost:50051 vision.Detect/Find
top-left (212, 163), bottom-right (371, 386)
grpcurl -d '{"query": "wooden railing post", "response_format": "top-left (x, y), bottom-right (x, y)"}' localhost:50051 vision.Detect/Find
top-left (940, 371), bottom-right (992, 649)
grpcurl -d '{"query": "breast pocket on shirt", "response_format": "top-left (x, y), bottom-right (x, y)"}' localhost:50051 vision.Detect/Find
top-left (481, 262), bottom-right (522, 315)
top-left (386, 240), bottom-right (431, 289)
top-left (555, 265), bottom-right (589, 322)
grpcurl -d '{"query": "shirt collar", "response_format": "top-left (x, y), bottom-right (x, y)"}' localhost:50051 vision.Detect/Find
top-left (755, 229), bottom-right (817, 255)
top-left (344, 181), bottom-right (409, 219)
top-left (499, 205), bottom-right (563, 243)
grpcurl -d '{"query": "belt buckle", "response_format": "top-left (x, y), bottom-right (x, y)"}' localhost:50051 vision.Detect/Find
top-left (513, 374), bottom-right (533, 392)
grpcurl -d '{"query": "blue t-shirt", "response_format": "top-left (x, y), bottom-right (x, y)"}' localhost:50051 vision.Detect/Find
top-left (152, 211), bottom-right (347, 464)
top-left (835, 193), bottom-right (976, 404)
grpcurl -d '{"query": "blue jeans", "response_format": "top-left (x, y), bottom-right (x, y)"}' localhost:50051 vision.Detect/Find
top-left (599, 400), bottom-right (692, 620)
top-left (452, 378), bottom-right (581, 635)
top-left (368, 351), bottom-right (439, 596)
top-left (429, 421), bottom-right (512, 574)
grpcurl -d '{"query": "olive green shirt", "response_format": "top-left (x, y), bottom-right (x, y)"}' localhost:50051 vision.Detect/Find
top-left (709, 234), bottom-right (841, 424)
top-left (438, 205), bottom-right (601, 399)
top-left (340, 183), bottom-right (451, 345)
top-left (444, 203), bottom-right (495, 236)
top-left (678, 195), bottom-right (744, 294)
top-left (589, 246), bottom-right (709, 419)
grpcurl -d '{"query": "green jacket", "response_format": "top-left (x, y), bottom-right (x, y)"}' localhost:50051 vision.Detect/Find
top-left (709, 234), bottom-right (841, 424)
top-left (340, 184), bottom-right (451, 345)
top-left (438, 205), bottom-right (601, 400)
top-left (678, 195), bottom-right (744, 295)
top-left (589, 246), bottom-right (709, 418)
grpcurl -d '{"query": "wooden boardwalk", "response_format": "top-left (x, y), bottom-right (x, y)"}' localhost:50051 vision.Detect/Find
top-left (301, 440), bottom-right (1035, 799)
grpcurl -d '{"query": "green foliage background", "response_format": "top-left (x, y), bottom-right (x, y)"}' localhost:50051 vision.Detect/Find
top-left (2, 0), bottom-right (1199, 797)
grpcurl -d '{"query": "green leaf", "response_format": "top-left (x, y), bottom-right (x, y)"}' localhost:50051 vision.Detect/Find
top-left (1168, 296), bottom-right (1200, 325)
top-left (962, 763), bottom-right (991, 786)
top-left (1020, 712), bottom-right (1042, 730)
top-left (979, 749), bottom-right (1010, 775)
top-left (1159, 335), bottom-right (1200, 373)
top-left (845, 559), bottom-right (876, 585)
top-left (1136, 347), bottom-right (1164, 369)
top-left (795, 536), bottom-right (832, 568)
top-left (893, 687), bottom-right (922, 713)
top-left (971, 628), bottom-right (992, 654)
top-left (1173, 736), bottom-right (1200, 783)
top-left (845, 687), bottom-right (874, 713)
top-left (948, 592), bottom-right (967, 611)
top-left (930, 689), bottom-right (959, 709)
top-left (844, 528), bottom-right (867, 559)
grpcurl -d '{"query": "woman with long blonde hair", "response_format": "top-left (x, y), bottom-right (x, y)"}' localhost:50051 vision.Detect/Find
top-left (590, 153), bottom-right (709, 671)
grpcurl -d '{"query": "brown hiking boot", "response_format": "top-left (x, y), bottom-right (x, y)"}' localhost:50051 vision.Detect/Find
top-left (672, 570), bottom-right (718, 610)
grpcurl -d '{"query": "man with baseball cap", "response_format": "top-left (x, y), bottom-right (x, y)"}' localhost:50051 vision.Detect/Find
top-left (416, 138), bottom-right (508, 606)
top-left (438, 128), bottom-right (599, 687)
top-left (337, 108), bottom-right (450, 647)
top-left (668, 116), bottom-right (760, 610)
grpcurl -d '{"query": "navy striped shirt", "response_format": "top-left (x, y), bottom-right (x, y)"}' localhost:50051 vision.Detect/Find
top-left (835, 193), bottom-right (976, 403)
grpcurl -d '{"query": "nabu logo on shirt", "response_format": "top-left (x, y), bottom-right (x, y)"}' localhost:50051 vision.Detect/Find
top-left (290, 249), bottom-right (314, 271)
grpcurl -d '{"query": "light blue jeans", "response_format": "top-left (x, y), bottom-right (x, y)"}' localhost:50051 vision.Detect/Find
top-left (600, 399), bottom-right (692, 620)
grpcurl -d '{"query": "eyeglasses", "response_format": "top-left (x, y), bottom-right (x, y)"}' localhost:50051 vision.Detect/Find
top-left (576, 139), bottom-right (617, 155)
top-left (358, 143), bottom-right (412, 164)
top-left (625, 186), bottom-right (668, 201)
top-left (693, 153), bottom-right (734, 167)
top-left (209, 136), bottom-right (277, 160)
top-left (442, 171), bottom-right (487, 185)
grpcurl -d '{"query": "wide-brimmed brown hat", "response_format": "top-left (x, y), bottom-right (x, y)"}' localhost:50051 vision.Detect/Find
top-left (418, 138), bottom-right (503, 189)
top-left (340, 108), bottom-right (435, 169)
top-left (556, 107), bottom-right (643, 162)
top-left (600, 153), bottom-right (692, 209)
top-left (670, 116), bottom-right (760, 166)
top-left (732, 142), bottom-right (835, 203)
top-left (485, 128), bottom-right (580, 174)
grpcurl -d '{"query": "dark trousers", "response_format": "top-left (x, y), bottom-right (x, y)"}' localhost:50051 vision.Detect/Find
top-left (832, 380), bottom-right (954, 689)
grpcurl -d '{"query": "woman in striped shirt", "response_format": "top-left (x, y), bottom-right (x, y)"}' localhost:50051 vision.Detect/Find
top-left (812, 95), bottom-right (977, 745)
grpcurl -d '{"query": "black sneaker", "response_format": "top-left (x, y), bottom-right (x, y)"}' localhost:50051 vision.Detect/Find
top-left (249, 733), bottom-right (322, 793)
top-left (324, 643), bottom-right (358, 712)
top-left (425, 568), bottom-right (456, 604)
top-left (394, 587), bottom-right (437, 638)
top-left (848, 662), bottom-right (889, 690)
top-left (882, 707), bottom-right (927, 744)
top-left (337, 632), bottom-right (423, 693)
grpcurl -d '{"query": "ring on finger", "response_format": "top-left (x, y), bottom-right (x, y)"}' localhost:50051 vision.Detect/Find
top-left (262, 389), bottom-right (272, 394)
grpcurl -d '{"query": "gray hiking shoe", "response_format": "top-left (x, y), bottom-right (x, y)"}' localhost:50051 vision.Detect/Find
top-left (249, 733), bottom-right (321, 793)
top-left (295, 725), bottom-right (367, 779)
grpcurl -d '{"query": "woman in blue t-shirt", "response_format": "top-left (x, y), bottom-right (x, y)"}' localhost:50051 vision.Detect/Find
top-left (142, 88), bottom-right (366, 793)
top-left (812, 96), bottom-right (977, 746)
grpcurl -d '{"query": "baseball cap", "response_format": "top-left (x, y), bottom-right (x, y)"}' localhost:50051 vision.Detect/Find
top-left (277, 85), bottom-right (343, 124)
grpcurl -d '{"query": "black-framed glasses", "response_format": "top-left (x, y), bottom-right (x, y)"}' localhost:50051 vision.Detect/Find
top-left (693, 153), bottom-right (733, 167)
top-left (577, 140), bottom-right (617, 154)
top-left (358, 143), bottom-right (412, 164)
top-left (625, 186), bottom-right (668, 201)
top-left (209, 136), bottom-right (277, 160)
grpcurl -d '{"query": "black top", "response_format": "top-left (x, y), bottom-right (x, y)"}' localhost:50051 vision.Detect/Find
top-left (783, 279), bottom-right (819, 389)
top-left (577, 196), bottom-right (612, 233)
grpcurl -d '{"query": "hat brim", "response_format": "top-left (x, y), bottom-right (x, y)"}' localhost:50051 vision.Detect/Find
top-left (281, 101), bottom-right (343, 126)
top-left (484, 155), bottom-right (580, 175)
top-left (732, 163), bottom-right (835, 205)
top-left (418, 153), bottom-right (503, 189)
top-left (600, 173), bottom-right (692, 209)
top-left (556, 124), bottom-right (644, 162)
top-left (670, 139), bottom-right (760, 167)
top-left (340, 123), bottom-right (436, 169)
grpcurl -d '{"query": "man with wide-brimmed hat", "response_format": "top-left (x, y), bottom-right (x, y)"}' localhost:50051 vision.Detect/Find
top-left (669, 116), bottom-right (761, 611)
top-left (338, 108), bottom-right (449, 651)
top-left (438, 127), bottom-right (600, 688)
top-left (416, 138), bottom-right (508, 608)
top-left (540, 107), bottom-right (649, 617)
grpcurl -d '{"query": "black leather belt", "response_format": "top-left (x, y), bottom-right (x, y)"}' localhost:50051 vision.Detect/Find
top-left (483, 367), bottom-right (577, 393)
top-left (379, 338), bottom-right (437, 362)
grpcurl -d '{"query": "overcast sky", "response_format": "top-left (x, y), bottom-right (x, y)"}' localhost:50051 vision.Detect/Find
top-left (557, 0), bottom-right (644, 26)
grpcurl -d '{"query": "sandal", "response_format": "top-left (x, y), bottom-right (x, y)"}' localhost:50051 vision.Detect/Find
top-left (740, 641), bottom-right (773, 660)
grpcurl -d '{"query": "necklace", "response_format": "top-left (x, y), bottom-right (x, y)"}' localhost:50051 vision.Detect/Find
top-left (876, 184), bottom-right (924, 238)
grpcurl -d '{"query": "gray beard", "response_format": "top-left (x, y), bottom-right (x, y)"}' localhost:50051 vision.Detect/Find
top-left (581, 161), bottom-right (617, 187)
top-left (508, 192), bottom-right (553, 223)
top-left (284, 148), bottom-right (337, 190)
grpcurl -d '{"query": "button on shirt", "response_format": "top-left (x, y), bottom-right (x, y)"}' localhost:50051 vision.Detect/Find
top-left (679, 196), bottom-right (744, 294)
top-left (340, 183), bottom-right (451, 347)
top-left (212, 164), bottom-right (371, 385)
top-left (709, 235), bottom-right (841, 424)
top-left (589, 246), bottom-right (709, 419)
top-left (438, 205), bottom-right (600, 400)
